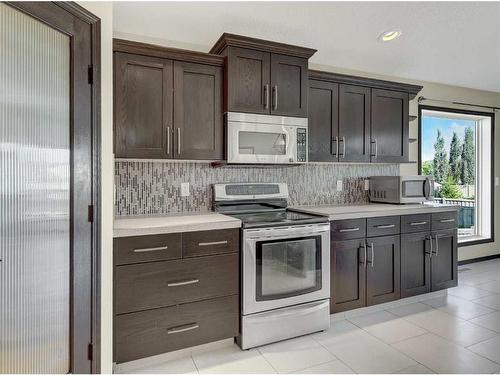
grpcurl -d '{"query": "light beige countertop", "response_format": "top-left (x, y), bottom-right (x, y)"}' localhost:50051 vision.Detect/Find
top-left (113, 212), bottom-right (241, 237)
top-left (291, 202), bottom-right (459, 221)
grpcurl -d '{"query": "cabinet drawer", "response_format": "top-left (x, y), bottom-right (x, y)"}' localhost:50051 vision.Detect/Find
top-left (401, 214), bottom-right (431, 234)
top-left (183, 229), bottom-right (240, 258)
top-left (367, 216), bottom-right (400, 237)
top-left (432, 211), bottom-right (458, 231)
top-left (331, 219), bottom-right (366, 240)
top-left (115, 253), bottom-right (239, 314)
top-left (114, 233), bottom-right (181, 266)
top-left (115, 295), bottom-right (239, 363)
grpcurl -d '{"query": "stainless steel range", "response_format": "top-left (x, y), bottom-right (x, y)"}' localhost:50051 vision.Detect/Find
top-left (213, 182), bottom-right (330, 349)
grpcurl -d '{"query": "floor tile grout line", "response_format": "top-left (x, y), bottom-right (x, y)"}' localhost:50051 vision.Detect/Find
top-left (190, 353), bottom-right (200, 374)
top-left (256, 346), bottom-right (280, 374)
top-left (463, 344), bottom-right (500, 367)
top-left (308, 331), bottom-right (357, 374)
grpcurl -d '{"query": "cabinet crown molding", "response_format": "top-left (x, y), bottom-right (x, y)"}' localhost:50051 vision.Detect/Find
top-left (113, 38), bottom-right (225, 66)
top-left (309, 70), bottom-right (423, 99)
top-left (210, 33), bottom-right (317, 59)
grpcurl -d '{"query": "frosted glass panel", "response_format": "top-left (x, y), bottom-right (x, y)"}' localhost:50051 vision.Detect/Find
top-left (0, 3), bottom-right (70, 373)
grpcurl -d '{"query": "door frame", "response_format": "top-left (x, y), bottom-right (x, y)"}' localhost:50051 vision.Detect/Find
top-left (4, 2), bottom-right (101, 373)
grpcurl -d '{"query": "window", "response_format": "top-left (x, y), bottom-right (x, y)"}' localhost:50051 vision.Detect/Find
top-left (419, 106), bottom-right (494, 245)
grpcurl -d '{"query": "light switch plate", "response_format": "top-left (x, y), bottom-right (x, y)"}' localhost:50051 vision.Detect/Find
top-left (364, 179), bottom-right (370, 191)
top-left (180, 182), bottom-right (190, 197)
top-left (336, 180), bottom-right (343, 192)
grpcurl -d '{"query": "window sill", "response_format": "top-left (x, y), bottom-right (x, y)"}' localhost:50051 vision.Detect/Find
top-left (458, 235), bottom-right (494, 247)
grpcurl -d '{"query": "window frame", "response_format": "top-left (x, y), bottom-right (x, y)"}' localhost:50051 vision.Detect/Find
top-left (418, 104), bottom-right (495, 247)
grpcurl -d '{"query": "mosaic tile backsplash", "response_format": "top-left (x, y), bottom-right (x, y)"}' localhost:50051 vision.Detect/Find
top-left (115, 161), bottom-right (399, 216)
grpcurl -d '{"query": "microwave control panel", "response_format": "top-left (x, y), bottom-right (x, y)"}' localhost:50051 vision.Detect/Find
top-left (296, 128), bottom-right (307, 162)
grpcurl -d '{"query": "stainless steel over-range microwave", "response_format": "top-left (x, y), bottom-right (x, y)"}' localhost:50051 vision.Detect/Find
top-left (369, 176), bottom-right (434, 204)
top-left (226, 112), bottom-right (308, 164)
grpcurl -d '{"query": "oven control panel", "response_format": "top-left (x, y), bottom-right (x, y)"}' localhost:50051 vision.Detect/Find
top-left (296, 128), bottom-right (307, 162)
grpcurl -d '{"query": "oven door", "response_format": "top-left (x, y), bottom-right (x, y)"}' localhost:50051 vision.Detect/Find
top-left (227, 122), bottom-right (299, 164)
top-left (243, 224), bottom-right (330, 315)
top-left (400, 176), bottom-right (434, 203)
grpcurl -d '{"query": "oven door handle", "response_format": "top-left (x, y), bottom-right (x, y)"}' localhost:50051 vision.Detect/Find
top-left (249, 301), bottom-right (328, 322)
top-left (245, 224), bottom-right (330, 240)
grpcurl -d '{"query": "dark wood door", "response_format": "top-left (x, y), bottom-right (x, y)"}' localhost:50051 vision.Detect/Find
top-left (115, 52), bottom-right (173, 158)
top-left (226, 47), bottom-right (271, 114)
top-left (366, 235), bottom-right (401, 306)
top-left (330, 239), bottom-right (367, 313)
top-left (338, 85), bottom-right (371, 162)
top-left (401, 232), bottom-right (431, 298)
top-left (270, 53), bottom-right (308, 117)
top-left (173, 61), bottom-right (223, 160)
top-left (370, 89), bottom-right (409, 163)
top-left (308, 80), bottom-right (339, 161)
top-left (431, 229), bottom-right (458, 291)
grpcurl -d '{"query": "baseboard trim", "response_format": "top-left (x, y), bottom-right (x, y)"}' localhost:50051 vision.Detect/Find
top-left (458, 254), bottom-right (500, 265)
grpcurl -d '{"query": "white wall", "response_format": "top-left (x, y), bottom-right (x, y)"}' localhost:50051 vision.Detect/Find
top-left (77, 2), bottom-right (114, 373)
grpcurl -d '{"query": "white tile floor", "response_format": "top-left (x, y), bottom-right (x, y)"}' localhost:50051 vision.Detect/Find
top-left (115, 258), bottom-right (500, 374)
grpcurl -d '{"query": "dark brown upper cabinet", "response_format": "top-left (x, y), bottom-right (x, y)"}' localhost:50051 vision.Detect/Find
top-left (210, 33), bottom-right (316, 117)
top-left (338, 85), bottom-right (371, 162)
top-left (308, 80), bottom-right (339, 161)
top-left (115, 52), bottom-right (173, 159)
top-left (308, 70), bottom-right (422, 163)
top-left (114, 39), bottom-right (224, 160)
top-left (371, 89), bottom-right (409, 163)
top-left (173, 61), bottom-right (223, 160)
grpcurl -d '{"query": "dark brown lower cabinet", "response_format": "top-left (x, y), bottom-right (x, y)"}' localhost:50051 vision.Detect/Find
top-left (431, 229), bottom-right (458, 291)
top-left (115, 295), bottom-right (239, 363)
top-left (366, 235), bottom-right (401, 305)
top-left (401, 232), bottom-right (431, 298)
top-left (330, 239), bottom-right (367, 313)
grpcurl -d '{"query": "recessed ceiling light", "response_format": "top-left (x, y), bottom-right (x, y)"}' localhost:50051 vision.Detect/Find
top-left (378, 30), bottom-right (402, 42)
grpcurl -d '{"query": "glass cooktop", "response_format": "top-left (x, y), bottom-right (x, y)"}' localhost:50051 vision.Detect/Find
top-left (228, 210), bottom-right (328, 229)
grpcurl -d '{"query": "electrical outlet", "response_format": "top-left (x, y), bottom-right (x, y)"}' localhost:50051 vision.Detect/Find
top-left (364, 179), bottom-right (370, 191)
top-left (180, 182), bottom-right (190, 197)
top-left (336, 179), bottom-right (343, 192)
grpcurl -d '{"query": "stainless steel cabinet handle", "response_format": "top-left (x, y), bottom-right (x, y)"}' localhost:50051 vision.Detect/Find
top-left (133, 245), bottom-right (169, 253)
top-left (339, 227), bottom-right (360, 233)
top-left (433, 234), bottom-right (439, 256)
top-left (410, 221), bottom-right (427, 226)
top-left (440, 219), bottom-right (455, 223)
top-left (375, 224), bottom-right (395, 229)
top-left (272, 85), bottom-right (278, 110)
top-left (429, 235), bottom-right (434, 257)
top-left (166, 126), bottom-right (171, 155)
top-left (332, 136), bottom-right (338, 157)
top-left (264, 84), bottom-right (270, 109)
top-left (177, 128), bottom-right (181, 155)
top-left (167, 279), bottom-right (199, 287)
top-left (360, 242), bottom-right (367, 267)
top-left (371, 139), bottom-right (378, 157)
top-left (167, 323), bottom-right (199, 335)
top-left (339, 136), bottom-right (346, 158)
top-left (198, 240), bottom-right (228, 247)
top-left (367, 242), bottom-right (375, 267)
top-left (425, 236), bottom-right (432, 256)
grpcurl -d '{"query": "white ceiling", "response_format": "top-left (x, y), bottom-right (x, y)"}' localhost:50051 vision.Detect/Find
top-left (113, 1), bottom-right (500, 93)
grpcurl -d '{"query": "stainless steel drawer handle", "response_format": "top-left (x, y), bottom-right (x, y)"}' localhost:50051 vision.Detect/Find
top-left (339, 227), bottom-right (360, 233)
top-left (198, 240), bottom-right (228, 247)
top-left (133, 245), bottom-right (168, 253)
top-left (440, 219), bottom-right (455, 223)
top-left (167, 279), bottom-right (199, 287)
top-left (167, 323), bottom-right (199, 335)
top-left (367, 242), bottom-right (375, 267)
top-left (433, 234), bottom-right (439, 256)
top-left (410, 221), bottom-right (427, 226)
top-left (375, 224), bottom-right (395, 229)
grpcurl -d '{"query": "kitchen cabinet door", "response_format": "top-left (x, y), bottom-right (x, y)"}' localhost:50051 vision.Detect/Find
top-left (370, 89), bottom-right (409, 163)
top-left (330, 239), bottom-right (367, 313)
top-left (338, 84), bottom-right (371, 162)
top-left (401, 232), bottom-right (431, 298)
top-left (366, 235), bottom-right (401, 306)
top-left (308, 80), bottom-right (339, 162)
top-left (226, 47), bottom-right (271, 114)
top-left (270, 53), bottom-right (308, 117)
top-left (431, 229), bottom-right (458, 291)
top-left (173, 61), bottom-right (223, 160)
top-left (115, 52), bottom-right (173, 158)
